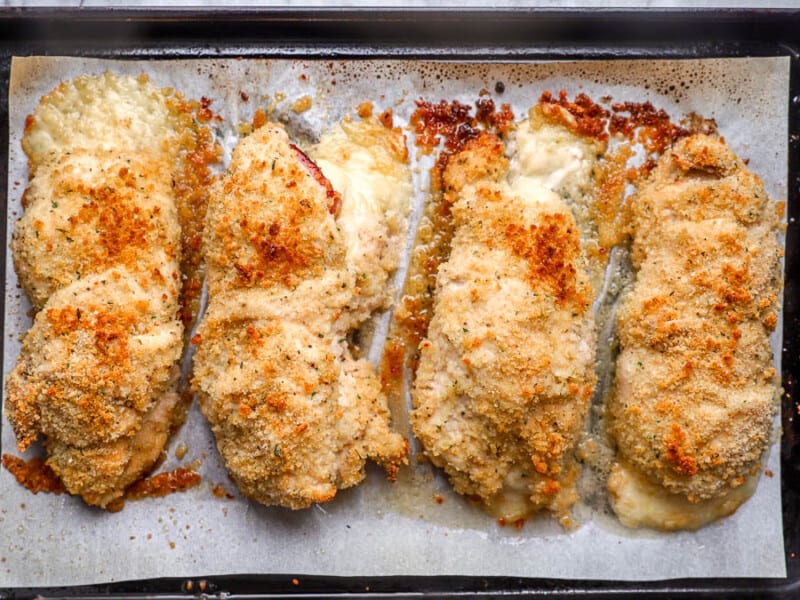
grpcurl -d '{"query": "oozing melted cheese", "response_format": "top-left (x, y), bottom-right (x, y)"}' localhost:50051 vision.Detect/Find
top-left (507, 115), bottom-right (597, 203)
top-left (608, 461), bottom-right (758, 531)
top-left (23, 72), bottom-right (181, 163)
top-left (312, 117), bottom-right (412, 318)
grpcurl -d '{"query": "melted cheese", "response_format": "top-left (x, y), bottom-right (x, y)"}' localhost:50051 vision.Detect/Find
top-left (311, 117), bottom-right (412, 321)
top-left (23, 72), bottom-right (181, 163)
top-left (507, 176), bottom-right (564, 212)
top-left (507, 115), bottom-right (597, 202)
top-left (312, 117), bottom-right (411, 266)
top-left (608, 461), bottom-right (757, 531)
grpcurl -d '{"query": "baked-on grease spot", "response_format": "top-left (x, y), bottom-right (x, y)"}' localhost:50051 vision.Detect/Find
top-left (1, 454), bottom-right (66, 495)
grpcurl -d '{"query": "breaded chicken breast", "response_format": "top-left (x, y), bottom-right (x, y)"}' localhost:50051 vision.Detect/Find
top-left (191, 118), bottom-right (409, 509)
top-left (411, 112), bottom-right (598, 523)
top-left (5, 72), bottom-right (210, 509)
top-left (607, 134), bottom-right (783, 530)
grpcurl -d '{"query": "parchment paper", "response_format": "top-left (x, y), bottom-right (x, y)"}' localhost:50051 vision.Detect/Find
top-left (1, 55), bottom-right (789, 587)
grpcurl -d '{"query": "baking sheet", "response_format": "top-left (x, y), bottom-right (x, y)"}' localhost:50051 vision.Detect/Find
top-left (0, 55), bottom-right (789, 587)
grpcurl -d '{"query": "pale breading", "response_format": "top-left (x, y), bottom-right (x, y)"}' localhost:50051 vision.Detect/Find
top-left (608, 134), bottom-right (782, 529)
top-left (4, 72), bottom-right (203, 509)
top-left (192, 119), bottom-right (409, 509)
top-left (411, 125), bottom-right (597, 523)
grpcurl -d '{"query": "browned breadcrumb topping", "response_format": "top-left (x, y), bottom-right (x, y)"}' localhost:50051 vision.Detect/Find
top-left (592, 145), bottom-right (635, 251)
top-left (125, 466), bottom-right (201, 500)
top-left (502, 212), bottom-right (587, 310)
top-left (21, 163), bottom-right (178, 303)
top-left (609, 134), bottom-right (781, 503)
top-left (664, 422), bottom-right (698, 476)
top-left (231, 216), bottom-right (319, 287)
top-left (357, 102), bottom-right (374, 118)
top-left (387, 98), bottom-right (516, 378)
top-left (410, 98), bottom-right (514, 162)
top-left (47, 303), bottom-right (138, 363)
top-left (2, 454), bottom-right (66, 495)
top-left (206, 131), bottom-right (347, 294)
top-left (7, 303), bottom-right (149, 447)
top-left (253, 108), bottom-right (268, 130)
top-left (410, 99), bottom-right (474, 156)
top-left (80, 183), bottom-right (162, 257)
top-left (379, 109), bottom-right (395, 129)
top-left (610, 100), bottom-right (689, 155)
top-left (539, 90), bottom-right (610, 140)
top-left (475, 98), bottom-right (515, 136)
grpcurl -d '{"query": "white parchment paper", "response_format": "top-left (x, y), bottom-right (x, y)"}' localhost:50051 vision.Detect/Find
top-left (1, 55), bottom-right (789, 587)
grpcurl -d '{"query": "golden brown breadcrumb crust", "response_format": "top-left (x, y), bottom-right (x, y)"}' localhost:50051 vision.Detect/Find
top-left (609, 134), bottom-right (782, 502)
top-left (4, 72), bottom-right (215, 509)
top-left (192, 120), bottom-right (408, 509)
top-left (411, 130), bottom-right (597, 523)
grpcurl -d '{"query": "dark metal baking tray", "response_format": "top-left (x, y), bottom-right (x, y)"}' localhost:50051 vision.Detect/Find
top-left (1, 7), bottom-right (799, 599)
